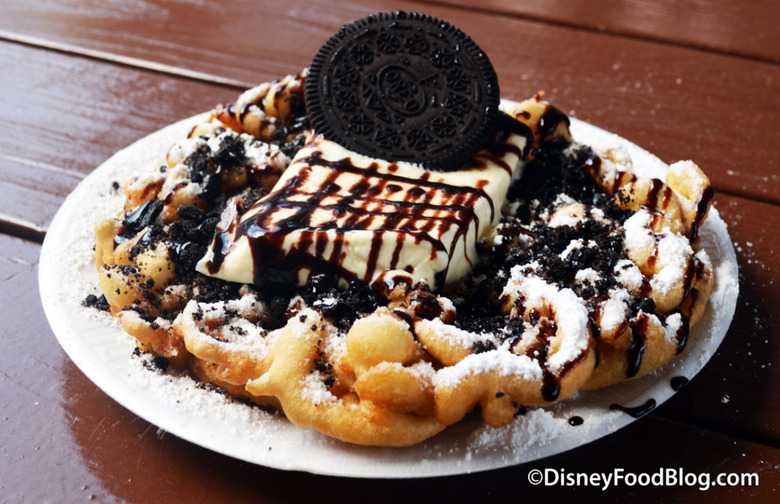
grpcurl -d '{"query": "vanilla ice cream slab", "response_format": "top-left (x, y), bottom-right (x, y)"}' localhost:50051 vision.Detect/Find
top-left (197, 117), bottom-right (531, 290)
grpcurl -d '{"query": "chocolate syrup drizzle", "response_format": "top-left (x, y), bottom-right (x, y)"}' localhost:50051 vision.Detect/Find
top-left (205, 117), bottom-right (532, 289)
top-left (626, 313), bottom-right (651, 378)
top-left (580, 152), bottom-right (712, 380)
top-left (622, 261), bottom-right (703, 378)
top-left (670, 376), bottom-right (689, 391)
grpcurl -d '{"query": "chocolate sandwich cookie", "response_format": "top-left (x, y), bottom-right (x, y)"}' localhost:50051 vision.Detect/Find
top-left (305, 11), bottom-right (500, 171)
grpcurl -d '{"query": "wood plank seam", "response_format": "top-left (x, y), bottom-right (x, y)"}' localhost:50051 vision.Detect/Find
top-left (654, 407), bottom-right (780, 450)
top-left (0, 213), bottom-right (47, 243)
top-left (715, 189), bottom-right (780, 210)
top-left (0, 153), bottom-right (85, 180)
top-left (0, 29), bottom-right (254, 90)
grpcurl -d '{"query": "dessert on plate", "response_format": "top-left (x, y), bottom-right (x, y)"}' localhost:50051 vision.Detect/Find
top-left (92, 12), bottom-right (715, 446)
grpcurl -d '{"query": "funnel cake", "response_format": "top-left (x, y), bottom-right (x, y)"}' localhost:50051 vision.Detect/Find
top-left (93, 75), bottom-right (714, 446)
top-left (92, 12), bottom-right (715, 448)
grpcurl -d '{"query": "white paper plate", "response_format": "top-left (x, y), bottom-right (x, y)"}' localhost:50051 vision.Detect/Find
top-left (39, 104), bottom-right (738, 478)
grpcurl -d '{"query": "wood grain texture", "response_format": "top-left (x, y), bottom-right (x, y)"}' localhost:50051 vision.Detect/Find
top-left (2, 234), bottom-right (776, 502)
top-left (469, 15), bottom-right (780, 206)
top-left (1, 1), bottom-right (778, 229)
top-left (0, 40), bottom-right (235, 172)
top-left (657, 192), bottom-right (780, 443)
top-left (426, 0), bottom-right (780, 62)
top-left (0, 155), bottom-right (74, 236)
top-left (0, 40), bottom-right (236, 229)
top-left (0, 1), bottom-right (778, 500)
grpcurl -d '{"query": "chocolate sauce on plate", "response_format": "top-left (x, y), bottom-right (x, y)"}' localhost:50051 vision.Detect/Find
top-left (670, 376), bottom-right (689, 391)
top-left (610, 398), bottom-right (656, 418)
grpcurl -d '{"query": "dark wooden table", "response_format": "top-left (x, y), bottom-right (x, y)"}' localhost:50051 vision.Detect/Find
top-left (1, 1), bottom-right (778, 502)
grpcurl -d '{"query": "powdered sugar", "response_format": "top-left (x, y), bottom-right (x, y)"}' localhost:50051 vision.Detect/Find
top-left (407, 360), bottom-right (437, 382)
top-left (120, 309), bottom-right (172, 332)
top-left (650, 232), bottom-right (694, 293)
top-left (559, 238), bottom-right (587, 259)
top-left (502, 268), bottom-right (591, 374)
top-left (663, 312), bottom-right (684, 343)
top-left (623, 208), bottom-right (696, 295)
top-left (433, 348), bottom-right (542, 388)
top-left (575, 267), bottom-right (601, 284)
top-left (416, 317), bottom-right (497, 350)
top-left (166, 135), bottom-right (205, 164)
top-left (178, 296), bottom-right (271, 359)
top-left (301, 371), bottom-right (340, 406)
top-left (319, 319), bottom-right (346, 367)
top-left (600, 296), bottom-right (628, 333)
top-left (243, 135), bottom-right (290, 172)
top-left (623, 209), bottom-right (656, 252)
top-left (126, 170), bottom-right (165, 195)
top-left (614, 259), bottom-right (643, 290)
